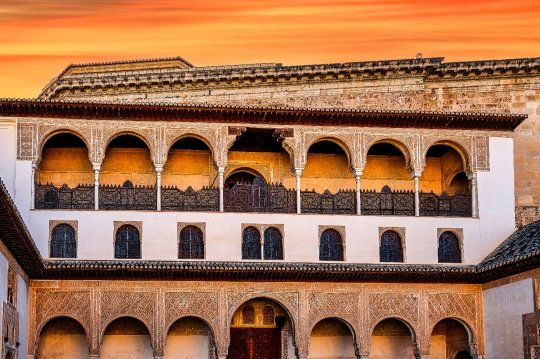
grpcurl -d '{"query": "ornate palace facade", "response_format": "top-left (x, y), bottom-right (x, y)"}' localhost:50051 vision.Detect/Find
top-left (0, 55), bottom-right (539, 359)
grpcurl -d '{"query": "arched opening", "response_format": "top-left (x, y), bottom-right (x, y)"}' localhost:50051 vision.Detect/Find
top-left (380, 230), bottom-right (404, 263)
top-left (319, 228), bottom-right (344, 261)
top-left (35, 133), bottom-right (94, 209)
top-left (163, 137), bottom-right (213, 190)
top-left (225, 169), bottom-right (261, 189)
top-left (303, 140), bottom-right (354, 193)
top-left (101, 134), bottom-right (154, 186)
top-left (430, 319), bottom-right (472, 359)
top-left (101, 317), bottom-right (152, 359)
top-left (363, 142), bottom-right (411, 191)
top-left (36, 317), bottom-right (89, 359)
top-left (370, 318), bottom-right (416, 359)
top-left (179, 225), bottom-right (205, 259)
top-left (115, 224), bottom-right (141, 259)
top-left (242, 226), bottom-right (261, 260)
top-left (229, 298), bottom-right (294, 359)
top-left (423, 144), bottom-right (469, 195)
top-left (438, 231), bottom-right (462, 263)
top-left (309, 318), bottom-right (356, 359)
top-left (50, 223), bottom-right (77, 258)
top-left (164, 316), bottom-right (215, 359)
top-left (263, 227), bottom-right (283, 260)
top-left (38, 132), bottom-right (93, 186)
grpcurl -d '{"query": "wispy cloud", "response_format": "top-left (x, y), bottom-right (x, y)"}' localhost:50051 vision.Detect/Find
top-left (1, 0), bottom-right (539, 97)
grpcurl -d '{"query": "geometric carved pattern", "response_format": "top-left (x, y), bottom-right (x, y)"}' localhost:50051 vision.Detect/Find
top-left (164, 291), bottom-right (219, 332)
top-left (369, 293), bottom-right (419, 331)
top-left (100, 291), bottom-right (155, 335)
top-left (308, 292), bottom-right (359, 330)
top-left (428, 293), bottom-right (477, 333)
top-left (35, 291), bottom-right (91, 333)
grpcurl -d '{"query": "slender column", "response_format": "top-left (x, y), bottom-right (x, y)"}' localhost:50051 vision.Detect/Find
top-left (414, 175), bottom-right (420, 216)
top-left (155, 165), bottom-right (163, 211)
top-left (30, 163), bottom-right (37, 209)
top-left (93, 164), bottom-right (101, 210)
top-left (218, 167), bottom-right (225, 212)
top-left (354, 170), bottom-right (362, 215)
top-left (468, 172), bottom-right (478, 218)
top-left (294, 168), bottom-right (303, 214)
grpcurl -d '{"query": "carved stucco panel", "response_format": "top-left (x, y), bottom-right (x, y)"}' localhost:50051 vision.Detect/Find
top-left (307, 292), bottom-right (360, 339)
top-left (164, 290), bottom-right (219, 336)
top-left (368, 292), bottom-right (420, 336)
top-left (162, 125), bottom-right (221, 167)
top-left (427, 293), bottom-right (479, 342)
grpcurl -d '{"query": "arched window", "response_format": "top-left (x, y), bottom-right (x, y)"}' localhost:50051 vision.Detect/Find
top-left (242, 305), bottom-right (255, 324)
top-left (319, 229), bottom-right (344, 261)
top-left (179, 226), bottom-right (204, 259)
top-left (263, 306), bottom-right (275, 325)
top-left (115, 225), bottom-right (140, 259)
top-left (242, 227), bottom-right (261, 259)
top-left (438, 231), bottom-right (461, 263)
top-left (264, 227), bottom-right (283, 260)
top-left (50, 224), bottom-right (76, 258)
top-left (380, 230), bottom-right (403, 262)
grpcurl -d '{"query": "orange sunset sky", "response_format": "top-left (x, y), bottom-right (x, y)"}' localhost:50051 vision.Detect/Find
top-left (1, 0), bottom-right (539, 98)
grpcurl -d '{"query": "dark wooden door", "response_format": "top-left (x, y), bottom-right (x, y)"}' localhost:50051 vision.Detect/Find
top-left (228, 328), bottom-right (281, 359)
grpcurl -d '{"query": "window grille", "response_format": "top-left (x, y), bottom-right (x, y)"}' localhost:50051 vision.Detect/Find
top-left (264, 227), bottom-right (283, 260)
top-left (438, 231), bottom-right (461, 263)
top-left (179, 226), bottom-right (204, 259)
top-left (242, 227), bottom-right (261, 259)
top-left (50, 224), bottom-right (77, 258)
top-left (263, 306), bottom-right (275, 325)
top-left (319, 229), bottom-right (344, 261)
top-left (242, 305), bottom-right (255, 324)
top-left (115, 225), bottom-right (141, 259)
top-left (6, 267), bottom-right (17, 307)
top-left (380, 230), bottom-right (403, 262)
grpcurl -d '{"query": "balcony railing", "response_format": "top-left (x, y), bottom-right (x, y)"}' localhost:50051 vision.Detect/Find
top-left (99, 181), bottom-right (156, 211)
top-left (34, 182), bottom-right (472, 217)
top-left (301, 189), bottom-right (356, 214)
top-left (223, 178), bottom-right (296, 213)
top-left (35, 183), bottom-right (94, 210)
top-left (162, 186), bottom-right (219, 212)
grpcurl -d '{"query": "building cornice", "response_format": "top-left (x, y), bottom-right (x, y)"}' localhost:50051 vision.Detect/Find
top-left (0, 99), bottom-right (526, 131)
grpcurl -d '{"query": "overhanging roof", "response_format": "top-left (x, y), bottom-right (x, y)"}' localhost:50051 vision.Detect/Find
top-left (0, 99), bottom-right (527, 131)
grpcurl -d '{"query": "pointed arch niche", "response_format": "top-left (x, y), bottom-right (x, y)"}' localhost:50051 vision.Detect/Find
top-left (36, 317), bottom-right (90, 359)
top-left (37, 132), bottom-right (93, 187)
top-left (309, 318), bottom-right (356, 359)
top-left (100, 317), bottom-right (153, 359)
top-left (422, 144), bottom-right (470, 195)
top-left (162, 136), bottom-right (214, 190)
top-left (362, 142), bottom-right (412, 192)
top-left (370, 318), bottom-right (416, 359)
top-left (164, 316), bottom-right (216, 359)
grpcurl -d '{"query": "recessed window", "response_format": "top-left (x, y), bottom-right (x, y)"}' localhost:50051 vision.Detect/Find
top-left (50, 224), bottom-right (77, 258)
top-left (6, 267), bottom-right (17, 307)
top-left (319, 229), bottom-right (344, 261)
top-left (115, 225), bottom-right (141, 259)
top-left (438, 231), bottom-right (462, 263)
top-left (242, 305), bottom-right (255, 324)
top-left (263, 227), bottom-right (283, 260)
top-left (380, 230), bottom-right (404, 263)
top-left (179, 225), bottom-right (204, 259)
top-left (242, 227), bottom-right (261, 260)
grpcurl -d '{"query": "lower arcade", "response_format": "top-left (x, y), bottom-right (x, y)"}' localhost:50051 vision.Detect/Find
top-left (30, 280), bottom-right (481, 359)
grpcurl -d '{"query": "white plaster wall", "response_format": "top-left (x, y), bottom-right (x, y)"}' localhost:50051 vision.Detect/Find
top-left (101, 335), bottom-right (154, 359)
top-left (308, 335), bottom-right (356, 359)
top-left (369, 336), bottom-right (415, 359)
top-left (17, 275), bottom-right (29, 359)
top-left (164, 335), bottom-right (209, 359)
top-left (21, 136), bottom-right (517, 265)
top-left (0, 119), bottom-right (16, 196)
top-left (483, 279), bottom-right (534, 359)
top-left (14, 160), bottom-right (32, 225)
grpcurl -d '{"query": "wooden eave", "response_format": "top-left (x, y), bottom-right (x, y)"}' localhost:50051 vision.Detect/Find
top-left (0, 99), bottom-right (526, 131)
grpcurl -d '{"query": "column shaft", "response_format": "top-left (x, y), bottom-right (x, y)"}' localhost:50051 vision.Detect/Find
top-left (93, 164), bottom-right (101, 210)
top-left (30, 164), bottom-right (36, 210)
top-left (294, 169), bottom-right (303, 214)
top-left (155, 166), bottom-right (163, 211)
top-left (414, 175), bottom-right (420, 217)
top-left (355, 173), bottom-right (361, 215)
top-left (469, 172), bottom-right (478, 218)
top-left (218, 167), bottom-right (225, 212)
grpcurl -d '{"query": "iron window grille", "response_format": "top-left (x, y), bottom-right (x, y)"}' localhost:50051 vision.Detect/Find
top-left (242, 305), bottom-right (255, 324)
top-left (319, 229), bottom-right (344, 261)
top-left (50, 224), bottom-right (77, 258)
top-left (380, 230), bottom-right (404, 262)
top-left (242, 227), bottom-right (261, 260)
top-left (263, 227), bottom-right (283, 260)
top-left (438, 231), bottom-right (462, 263)
top-left (115, 225), bottom-right (141, 259)
top-left (263, 306), bottom-right (275, 325)
top-left (179, 226), bottom-right (204, 259)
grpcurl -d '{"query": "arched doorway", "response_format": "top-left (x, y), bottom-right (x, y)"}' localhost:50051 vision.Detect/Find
top-left (370, 318), bottom-right (416, 359)
top-left (164, 316), bottom-right (216, 359)
top-left (101, 317), bottom-right (153, 359)
top-left (228, 298), bottom-right (294, 359)
top-left (423, 144), bottom-right (469, 195)
top-left (309, 318), bottom-right (356, 359)
top-left (431, 318), bottom-right (472, 359)
top-left (36, 317), bottom-right (89, 359)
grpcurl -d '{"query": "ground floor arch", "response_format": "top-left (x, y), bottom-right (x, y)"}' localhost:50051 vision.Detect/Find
top-left (308, 318), bottom-right (356, 359)
top-left (370, 318), bottom-right (416, 359)
top-left (430, 318), bottom-right (473, 359)
top-left (101, 317), bottom-right (153, 359)
top-left (228, 298), bottom-right (295, 359)
top-left (164, 316), bottom-right (216, 359)
top-left (35, 316), bottom-right (89, 359)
